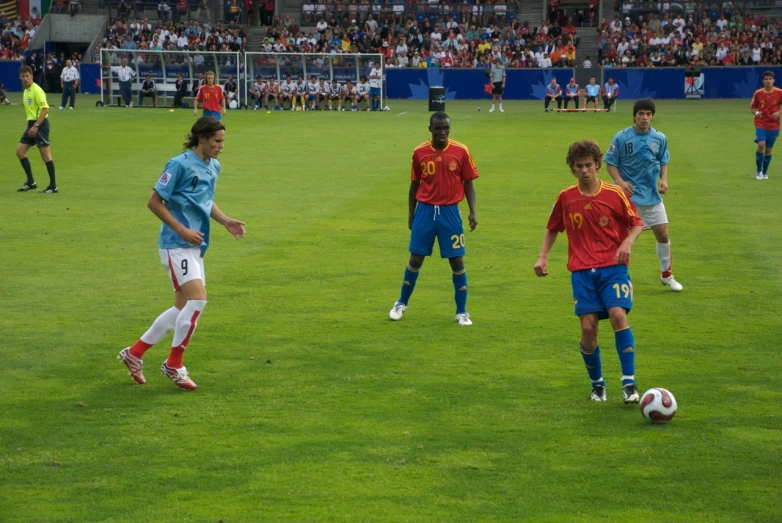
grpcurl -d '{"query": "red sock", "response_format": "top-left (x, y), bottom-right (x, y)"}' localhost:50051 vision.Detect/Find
top-left (166, 347), bottom-right (185, 369)
top-left (129, 340), bottom-right (153, 359)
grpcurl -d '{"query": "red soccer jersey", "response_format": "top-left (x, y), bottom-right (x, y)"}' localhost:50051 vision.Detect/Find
top-left (411, 139), bottom-right (479, 205)
top-left (196, 84), bottom-right (225, 112)
top-left (546, 181), bottom-right (643, 272)
top-left (751, 87), bottom-right (782, 131)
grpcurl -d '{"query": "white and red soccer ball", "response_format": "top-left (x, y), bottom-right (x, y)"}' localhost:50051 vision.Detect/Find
top-left (640, 388), bottom-right (678, 423)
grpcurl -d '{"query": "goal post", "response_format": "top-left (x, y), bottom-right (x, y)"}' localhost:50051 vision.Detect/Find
top-left (243, 52), bottom-right (384, 110)
top-left (99, 49), bottom-right (241, 107)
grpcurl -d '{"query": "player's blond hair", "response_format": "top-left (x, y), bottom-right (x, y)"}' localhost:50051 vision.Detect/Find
top-left (566, 140), bottom-right (603, 173)
top-left (205, 71), bottom-right (216, 86)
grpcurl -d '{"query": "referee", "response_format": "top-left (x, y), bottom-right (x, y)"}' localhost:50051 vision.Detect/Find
top-left (16, 66), bottom-right (58, 193)
top-left (488, 57), bottom-right (506, 113)
top-left (59, 59), bottom-right (80, 110)
top-left (102, 57), bottom-right (136, 107)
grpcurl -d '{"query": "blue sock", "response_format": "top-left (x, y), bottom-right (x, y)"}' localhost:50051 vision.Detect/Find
top-left (398, 262), bottom-right (420, 305)
top-left (615, 328), bottom-right (635, 386)
top-left (756, 151), bottom-right (764, 172)
top-left (452, 268), bottom-right (468, 314)
top-left (580, 343), bottom-right (604, 384)
top-left (763, 154), bottom-right (772, 174)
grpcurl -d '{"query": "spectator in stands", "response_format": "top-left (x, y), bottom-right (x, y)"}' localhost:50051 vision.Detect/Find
top-left (262, 0), bottom-right (274, 25)
top-left (158, 0), bottom-right (172, 22)
top-left (197, 0), bottom-right (210, 23)
top-left (138, 73), bottom-right (158, 107)
top-left (118, 0), bottom-right (131, 18)
top-left (69, 0), bottom-right (81, 17)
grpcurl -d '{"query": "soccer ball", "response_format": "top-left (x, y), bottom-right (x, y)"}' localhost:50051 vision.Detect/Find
top-left (383, 105), bottom-right (390, 111)
top-left (640, 388), bottom-right (678, 423)
top-left (228, 99), bottom-right (238, 109)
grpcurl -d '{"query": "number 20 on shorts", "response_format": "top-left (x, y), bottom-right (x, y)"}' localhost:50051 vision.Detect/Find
top-left (451, 234), bottom-right (465, 249)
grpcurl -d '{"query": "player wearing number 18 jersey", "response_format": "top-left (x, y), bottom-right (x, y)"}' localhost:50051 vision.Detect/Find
top-left (118, 117), bottom-right (245, 390)
top-left (750, 70), bottom-right (782, 179)
top-left (389, 112), bottom-right (479, 326)
top-left (534, 140), bottom-right (644, 404)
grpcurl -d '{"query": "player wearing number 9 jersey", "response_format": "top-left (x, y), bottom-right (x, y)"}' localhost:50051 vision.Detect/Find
top-left (534, 140), bottom-right (644, 404)
top-left (389, 111), bottom-right (479, 326)
top-left (118, 117), bottom-right (246, 391)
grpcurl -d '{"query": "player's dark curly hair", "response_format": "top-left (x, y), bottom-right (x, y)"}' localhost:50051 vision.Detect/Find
top-left (183, 117), bottom-right (225, 150)
top-left (633, 98), bottom-right (656, 116)
top-left (566, 140), bottom-right (603, 172)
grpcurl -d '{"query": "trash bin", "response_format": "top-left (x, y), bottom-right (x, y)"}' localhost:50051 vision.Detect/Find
top-left (429, 86), bottom-right (445, 112)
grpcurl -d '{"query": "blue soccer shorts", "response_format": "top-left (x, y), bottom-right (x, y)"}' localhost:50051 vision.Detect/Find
top-left (409, 202), bottom-right (466, 259)
top-left (571, 265), bottom-right (633, 319)
top-left (203, 110), bottom-right (222, 121)
top-left (755, 128), bottom-right (779, 148)
top-left (370, 87), bottom-right (381, 97)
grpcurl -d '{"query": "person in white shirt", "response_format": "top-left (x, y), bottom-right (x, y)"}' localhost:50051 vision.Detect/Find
top-left (280, 74), bottom-right (296, 110)
top-left (395, 37), bottom-right (408, 57)
top-left (329, 79), bottom-right (341, 110)
top-left (306, 75), bottom-right (320, 110)
top-left (102, 57), bottom-right (136, 107)
top-left (317, 78), bottom-right (331, 110)
top-left (294, 75), bottom-right (308, 110)
top-left (354, 75), bottom-right (370, 111)
top-left (316, 18), bottom-right (328, 32)
top-left (59, 59), bottom-right (80, 110)
top-left (369, 62), bottom-right (382, 111)
top-left (538, 52), bottom-right (552, 68)
top-left (340, 81), bottom-right (356, 111)
top-left (249, 75), bottom-right (266, 109)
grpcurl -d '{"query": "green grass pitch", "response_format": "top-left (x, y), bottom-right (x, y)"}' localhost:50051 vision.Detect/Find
top-left (0, 96), bottom-right (780, 521)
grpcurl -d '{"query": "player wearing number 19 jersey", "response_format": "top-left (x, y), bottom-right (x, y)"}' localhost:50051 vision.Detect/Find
top-left (750, 70), bottom-right (782, 180)
top-left (118, 117), bottom-right (246, 390)
top-left (389, 112), bottom-right (479, 325)
top-left (534, 140), bottom-right (644, 403)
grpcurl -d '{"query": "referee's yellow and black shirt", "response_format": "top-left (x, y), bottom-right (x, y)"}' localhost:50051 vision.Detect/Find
top-left (23, 82), bottom-right (49, 121)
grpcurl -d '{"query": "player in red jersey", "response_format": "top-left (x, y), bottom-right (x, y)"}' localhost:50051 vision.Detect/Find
top-left (534, 140), bottom-right (644, 403)
top-left (750, 70), bottom-right (782, 179)
top-left (389, 112), bottom-right (479, 325)
top-left (193, 71), bottom-right (226, 120)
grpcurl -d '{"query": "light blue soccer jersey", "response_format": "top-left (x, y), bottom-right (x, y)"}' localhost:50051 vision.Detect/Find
top-left (585, 84), bottom-right (600, 97)
top-left (604, 126), bottom-right (670, 206)
top-left (154, 151), bottom-right (220, 255)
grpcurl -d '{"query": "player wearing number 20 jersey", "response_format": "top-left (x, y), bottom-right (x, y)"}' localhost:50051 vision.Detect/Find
top-left (389, 112), bottom-right (479, 326)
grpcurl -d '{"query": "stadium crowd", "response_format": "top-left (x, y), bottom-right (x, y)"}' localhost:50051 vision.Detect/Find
top-left (0, 16), bottom-right (39, 61)
top-left (597, 5), bottom-right (782, 67)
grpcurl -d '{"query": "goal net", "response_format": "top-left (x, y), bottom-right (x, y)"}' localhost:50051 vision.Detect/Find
top-left (99, 48), bottom-right (242, 107)
top-left (243, 52), bottom-right (384, 110)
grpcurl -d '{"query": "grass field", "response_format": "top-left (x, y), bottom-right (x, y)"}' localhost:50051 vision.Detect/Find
top-left (0, 96), bottom-right (780, 522)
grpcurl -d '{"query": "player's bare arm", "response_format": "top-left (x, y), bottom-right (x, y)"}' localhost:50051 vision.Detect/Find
top-left (408, 181), bottom-right (420, 230)
top-left (534, 229), bottom-right (559, 277)
top-left (614, 224), bottom-right (643, 264)
top-left (147, 190), bottom-right (204, 245)
top-left (658, 164), bottom-right (669, 193)
top-left (606, 164), bottom-right (634, 196)
top-left (464, 179), bottom-right (478, 231)
top-left (211, 202), bottom-right (246, 239)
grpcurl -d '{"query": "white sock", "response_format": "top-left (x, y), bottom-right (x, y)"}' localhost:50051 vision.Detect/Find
top-left (499, 103), bottom-right (503, 109)
top-left (139, 306), bottom-right (181, 345)
top-left (490, 104), bottom-right (495, 109)
top-left (656, 241), bottom-right (672, 274)
top-left (171, 300), bottom-right (207, 349)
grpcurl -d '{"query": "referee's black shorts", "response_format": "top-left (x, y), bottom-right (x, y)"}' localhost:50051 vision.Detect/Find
top-left (492, 81), bottom-right (504, 95)
top-left (19, 119), bottom-right (51, 148)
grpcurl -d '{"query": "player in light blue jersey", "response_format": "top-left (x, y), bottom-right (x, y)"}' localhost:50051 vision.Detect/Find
top-left (118, 117), bottom-right (246, 390)
top-left (604, 98), bottom-right (683, 292)
top-left (584, 77), bottom-right (601, 110)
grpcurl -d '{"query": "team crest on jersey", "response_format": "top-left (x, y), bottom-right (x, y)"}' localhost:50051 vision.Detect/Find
top-left (651, 142), bottom-right (659, 154)
top-left (159, 172), bottom-right (171, 186)
top-left (599, 215), bottom-right (609, 227)
top-left (449, 161), bottom-right (458, 172)
top-left (607, 144), bottom-right (615, 155)
top-left (27, 98), bottom-right (33, 106)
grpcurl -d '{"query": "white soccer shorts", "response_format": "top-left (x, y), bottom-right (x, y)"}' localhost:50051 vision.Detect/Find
top-left (636, 202), bottom-right (669, 230)
top-left (159, 247), bottom-right (205, 291)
